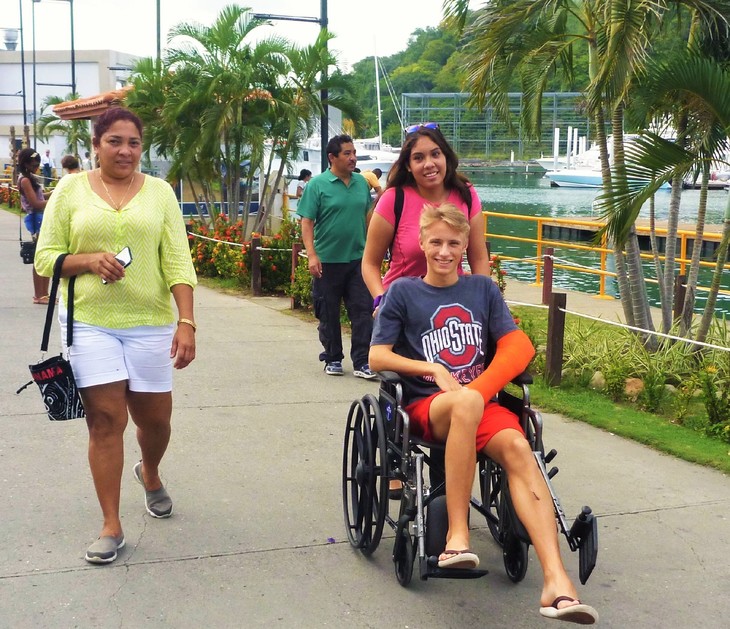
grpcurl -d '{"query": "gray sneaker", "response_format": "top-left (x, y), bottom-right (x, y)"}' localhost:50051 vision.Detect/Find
top-left (133, 461), bottom-right (173, 518)
top-left (354, 364), bottom-right (378, 380)
top-left (324, 361), bottom-right (344, 376)
top-left (85, 535), bottom-right (125, 564)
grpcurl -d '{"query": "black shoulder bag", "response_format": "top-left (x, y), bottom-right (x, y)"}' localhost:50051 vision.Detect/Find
top-left (17, 254), bottom-right (85, 421)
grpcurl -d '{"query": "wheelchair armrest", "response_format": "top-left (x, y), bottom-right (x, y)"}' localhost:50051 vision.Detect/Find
top-left (377, 370), bottom-right (403, 385)
top-left (511, 371), bottom-right (533, 386)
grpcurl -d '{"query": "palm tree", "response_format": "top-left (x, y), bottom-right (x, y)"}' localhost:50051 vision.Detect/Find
top-left (595, 53), bottom-right (730, 341)
top-left (164, 5), bottom-right (288, 224)
top-left (252, 29), bottom-right (360, 233)
top-left (443, 0), bottom-right (727, 344)
top-left (36, 93), bottom-right (91, 155)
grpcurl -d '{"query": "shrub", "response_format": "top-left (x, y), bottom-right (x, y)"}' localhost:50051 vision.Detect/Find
top-left (287, 256), bottom-right (313, 309)
top-left (489, 254), bottom-right (507, 293)
top-left (187, 215), bottom-right (298, 294)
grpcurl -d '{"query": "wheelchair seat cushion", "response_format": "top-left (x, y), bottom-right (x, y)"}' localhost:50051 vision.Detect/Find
top-left (405, 393), bottom-right (524, 451)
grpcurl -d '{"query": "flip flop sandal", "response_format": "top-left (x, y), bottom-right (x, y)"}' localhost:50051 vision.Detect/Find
top-left (437, 549), bottom-right (480, 569)
top-left (539, 596), bottom-right (599, 624)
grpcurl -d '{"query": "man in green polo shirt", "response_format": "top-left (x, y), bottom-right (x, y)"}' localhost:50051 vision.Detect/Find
top-left (298, 134), bottom-right (377, 379)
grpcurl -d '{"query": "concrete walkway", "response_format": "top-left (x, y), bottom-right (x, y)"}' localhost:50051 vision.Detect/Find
top-left (1, 209), bottom-right (729, 628)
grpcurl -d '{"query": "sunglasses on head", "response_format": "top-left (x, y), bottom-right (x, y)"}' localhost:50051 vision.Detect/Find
top-left (405, 122), bottom-right (440, 136)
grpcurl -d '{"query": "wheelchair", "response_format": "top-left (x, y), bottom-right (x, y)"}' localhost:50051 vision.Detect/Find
top-left (341, 370), bottom-right (598, 587)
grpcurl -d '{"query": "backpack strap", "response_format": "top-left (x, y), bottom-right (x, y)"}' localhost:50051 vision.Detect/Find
top-left (387, 187), bottom-right (405, 256)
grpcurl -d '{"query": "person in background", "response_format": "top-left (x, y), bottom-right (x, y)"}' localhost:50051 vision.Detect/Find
top-left (35, 107), bottom-right (197, 565)
top-left (81, 151), bottom-right (93, 171)
top-left (297, 135), bottom-right (376, 379)
top-left (61, 154), bottom-right (81, 176)
top-left (294, 168), bottom-right (312, 198)
top-left (40, 149), bottom-right (55, 185)
top-left (361, 167), bottom-right (384, 202)
top-left (369, 203), bottom-right (598, 625)
top-left (16, 148), bottom-right (51, 304)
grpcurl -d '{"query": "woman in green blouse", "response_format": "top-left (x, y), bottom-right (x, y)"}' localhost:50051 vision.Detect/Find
top-left (35, 107), bottom-right (197, 565)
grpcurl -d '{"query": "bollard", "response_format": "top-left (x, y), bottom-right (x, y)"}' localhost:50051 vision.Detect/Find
top-left (251, 236), bottom-right (262, 297)
top-left (545, 292), bottom-right (566, 386)
top-left (291, 242), bottom-right (303, 309)
top-left (542, 247), bottom-right (554, 305)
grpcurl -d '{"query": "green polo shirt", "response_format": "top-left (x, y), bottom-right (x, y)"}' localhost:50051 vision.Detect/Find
top-left (297, 169), bottom-right (371, 263)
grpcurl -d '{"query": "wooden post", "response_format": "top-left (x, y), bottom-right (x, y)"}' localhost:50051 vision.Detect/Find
top-left (291, 242), bottom-right (303, 309)
top-left (542, 246), bottom-right (554, 305)
top-left (251, 236), bottom-right (262, 296)
top-left (673, 274), bottom-right (686, 322)
top-left (545, 292), bottom-right (566, 386)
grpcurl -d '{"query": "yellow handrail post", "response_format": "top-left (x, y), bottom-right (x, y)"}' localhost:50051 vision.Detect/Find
top-left (535, 218), bottom-right (543, 285)
top-left (599, 231), bottom-right (607, 297)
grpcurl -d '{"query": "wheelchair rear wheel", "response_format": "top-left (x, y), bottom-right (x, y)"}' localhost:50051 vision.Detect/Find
top-left (342, 394), bottom-right (388, 555)
top-left (479, 458), bottom-right (503, 545)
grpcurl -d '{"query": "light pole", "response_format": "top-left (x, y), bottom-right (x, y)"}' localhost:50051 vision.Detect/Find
top-left (0, 1), bottom-right (28, 125)
top-left (156, 0), bottom-right (161, 63)
top-left (253, 0), bottom-right (329, 173)
top-left (33, 0), bottom-right (76, 96)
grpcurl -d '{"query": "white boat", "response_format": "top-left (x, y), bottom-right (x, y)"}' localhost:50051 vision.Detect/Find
top-left (545, 168), bottom-right (671, 190)
top-left (353, 136), bottom-right (398, 175)
top-left (544, 168), bottom-right (604, 188)
top-left (544, 134), bottom-right (672, 189)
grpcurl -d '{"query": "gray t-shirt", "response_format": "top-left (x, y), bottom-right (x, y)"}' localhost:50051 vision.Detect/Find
top-left (371, 275), bottom-right (517, 404)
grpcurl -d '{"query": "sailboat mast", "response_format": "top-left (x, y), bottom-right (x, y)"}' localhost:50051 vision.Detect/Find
top-left (375, 50), bottom-right (383, 148)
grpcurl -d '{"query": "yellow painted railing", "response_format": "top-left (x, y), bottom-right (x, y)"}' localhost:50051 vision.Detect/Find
top-left (483, 210), bottom-right (730, 299)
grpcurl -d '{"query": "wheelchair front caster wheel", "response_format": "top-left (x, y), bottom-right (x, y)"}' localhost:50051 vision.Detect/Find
top-left (503, 531), bottom-right (529, 583)
top-left (393, 526), bottom-right (416, 586)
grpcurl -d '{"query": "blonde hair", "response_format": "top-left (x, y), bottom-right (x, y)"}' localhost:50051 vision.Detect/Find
top-left (419, 203), bottom-right (470, 240)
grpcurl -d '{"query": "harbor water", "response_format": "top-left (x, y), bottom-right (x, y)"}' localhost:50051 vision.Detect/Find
top-left (466, 170), bottom-right (730, 316)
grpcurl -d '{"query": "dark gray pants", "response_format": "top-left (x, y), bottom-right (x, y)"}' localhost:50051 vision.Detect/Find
top-left (312, 260), bottom-right (373, 368)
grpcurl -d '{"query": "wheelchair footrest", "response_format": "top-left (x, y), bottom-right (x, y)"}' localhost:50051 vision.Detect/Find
top-left (421, 556), bottom-right (489, 580)
top-left (569, 506), bottom-right (598, 585)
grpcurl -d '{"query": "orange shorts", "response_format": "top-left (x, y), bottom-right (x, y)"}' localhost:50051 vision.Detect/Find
top-left (404, 392), bottom-right (524, 452)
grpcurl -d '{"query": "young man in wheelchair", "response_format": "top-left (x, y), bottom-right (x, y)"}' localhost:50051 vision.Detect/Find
top-left (369, 204), bottom-right (598, 624)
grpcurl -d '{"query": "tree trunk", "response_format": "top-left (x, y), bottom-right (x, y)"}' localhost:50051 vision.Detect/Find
top-left (695, 194), bottom-right (730, 343)
top-left (660, 112), bottom-right (688, 332)
top-left (648, 194), bottom-right (666, 319)
top-left (680, 162), bottom-right (710, 335)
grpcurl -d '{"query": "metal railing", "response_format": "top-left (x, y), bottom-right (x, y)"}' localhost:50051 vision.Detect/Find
top-left (483, 210), bottom-right (730, 300)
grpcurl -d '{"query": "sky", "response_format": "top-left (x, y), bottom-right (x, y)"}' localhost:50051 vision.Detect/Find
top-left (8, 0), bottom-right (483, 71)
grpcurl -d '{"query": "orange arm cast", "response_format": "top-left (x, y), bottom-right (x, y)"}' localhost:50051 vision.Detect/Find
top-left (465, 329), bottom-right (536, 403)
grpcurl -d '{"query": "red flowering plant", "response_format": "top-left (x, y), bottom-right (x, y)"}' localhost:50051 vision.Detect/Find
top-left (0, 184), bottom-right (20, 208)
top-left (489, 254), bottom-right (507, 293)
top-left (187, 214), bottom-right (298, 294)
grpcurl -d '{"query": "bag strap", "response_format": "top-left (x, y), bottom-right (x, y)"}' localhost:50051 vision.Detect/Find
top-left (387, 187), bottom-right (405, 255)
top-left (40, 254), bottom-right (76, 351)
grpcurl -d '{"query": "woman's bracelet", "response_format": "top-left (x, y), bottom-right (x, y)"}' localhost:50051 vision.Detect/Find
top-left (178, 318), bottom-right (197, 332)
top-left (372, 294), bottom-right (384, 309)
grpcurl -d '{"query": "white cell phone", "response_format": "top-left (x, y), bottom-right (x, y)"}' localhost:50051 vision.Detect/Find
top-left (115, 246), bottom-right (133, 268)
top-left (102, 246), bottom-right (133, 283)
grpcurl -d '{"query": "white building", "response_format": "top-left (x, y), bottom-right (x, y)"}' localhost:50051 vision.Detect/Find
top-left (0, 46), bottom-right (138, 167)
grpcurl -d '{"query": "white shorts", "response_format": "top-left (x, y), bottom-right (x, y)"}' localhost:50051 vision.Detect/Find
top-left (59, 311), bottom-right (174, 392)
